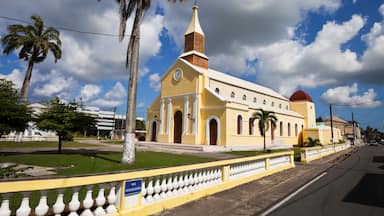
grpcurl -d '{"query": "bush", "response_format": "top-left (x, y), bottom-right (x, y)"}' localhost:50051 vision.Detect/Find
top-left (303, 137), bottom-right (322, 147)
top-left (62, 133), bottom-right (74, 141)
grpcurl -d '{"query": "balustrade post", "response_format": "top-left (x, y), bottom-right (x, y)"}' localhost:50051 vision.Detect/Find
top-left (16, 192), bottom-right (31, 216)
top-left (221, 165), bottom-right (230, 182)
top-left (290, 152), bottom-right (295, 167)
top-left (265, 158), bottom-right (270, 171)
top-left (118, 181), bottom-right (125, 211)
top-left (0, 193), bottom-right (11, 216)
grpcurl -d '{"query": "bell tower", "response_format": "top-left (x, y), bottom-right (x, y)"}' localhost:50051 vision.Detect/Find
top-left (180, 4), bottom-right (209, 69)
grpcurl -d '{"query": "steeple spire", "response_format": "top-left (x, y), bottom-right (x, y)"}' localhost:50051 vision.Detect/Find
top-left (184, 5), bottom-right (204, 36)
top-left (180, 3), bottom-right (208, 69)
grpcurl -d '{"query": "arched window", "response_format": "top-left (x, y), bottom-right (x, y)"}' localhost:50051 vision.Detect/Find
top-left (271, 101), bottom-right (275, 107)
top-left (288, 123), bottom-right (291, 136)
top-left (243, 95), bottom-right (247, 101)
top-left (295, 124), bottom-right (298, 136)
top-left (237, 115), bottom-right (242, 135)
top-left (280, 121), bottom-right (283, 136)
top-left (253, 97), bottom-right (257, 103)
top-left (231, 92), bottom-right (235, 98)
top-left (279, 104), bottom-right (282, 109)
top-left (263, 99), bottom-right (266, 105)
top-left (286, 105), bottom-right (289, 110)
top-left (215, 88), bottom-right (220, 94)
top-left (249, 117), bottom-right (254, 135)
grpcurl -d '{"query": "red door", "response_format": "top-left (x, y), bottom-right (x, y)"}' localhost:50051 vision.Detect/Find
top-left (151, 121), bottom-right (157, 141)
top-left (209, 119), bottom-right (217, 145)
top-left (174, 111), bottom-right (182, 143)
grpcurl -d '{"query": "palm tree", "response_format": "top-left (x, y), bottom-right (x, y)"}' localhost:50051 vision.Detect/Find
top-left (252, 109), bottom-right (278, 152)
top-left (116, 0), bottom-right (184, 164)
top-left (1, 15), bottom-right (62, 101)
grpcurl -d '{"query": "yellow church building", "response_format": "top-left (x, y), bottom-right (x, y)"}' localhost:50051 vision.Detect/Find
top-left (146, 5), bottom-right (341, 148)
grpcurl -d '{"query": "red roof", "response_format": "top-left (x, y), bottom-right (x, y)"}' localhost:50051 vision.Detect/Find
top-left (290, 90), bottom-right (313, 102)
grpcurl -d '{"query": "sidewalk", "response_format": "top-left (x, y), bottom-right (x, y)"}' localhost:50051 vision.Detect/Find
top-left (156, 147), bottom-right (356, 216)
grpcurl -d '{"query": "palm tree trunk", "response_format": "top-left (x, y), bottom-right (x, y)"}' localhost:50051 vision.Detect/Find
top-left (58, 135), bottom-right (62, 154)
top-left (263, 127), bottom-right (266, 152)
top-left (121, 3), bottom-right (143, 164)
top-left (20, 59), bottom-right (34, 101)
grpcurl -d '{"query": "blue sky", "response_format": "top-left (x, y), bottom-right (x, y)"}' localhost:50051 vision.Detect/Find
top-left (0, 0), bottom-right (383, 130)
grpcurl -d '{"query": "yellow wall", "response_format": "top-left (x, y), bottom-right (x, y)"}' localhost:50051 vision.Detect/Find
top-left (200, 89), bottom-right (226, 145)
top-left (290, 101), bottom-right (316, 128)
top-left (303, 127), bottom-right (342, 145)
top-left (161, 60), bottom-right (200, 98)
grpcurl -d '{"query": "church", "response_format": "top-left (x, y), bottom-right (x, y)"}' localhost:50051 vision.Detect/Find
top-left (146, 4), bottom-right (341, 148)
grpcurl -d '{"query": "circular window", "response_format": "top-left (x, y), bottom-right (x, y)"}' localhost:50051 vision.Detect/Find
top-left (173, 68), bottom-right (183, 81)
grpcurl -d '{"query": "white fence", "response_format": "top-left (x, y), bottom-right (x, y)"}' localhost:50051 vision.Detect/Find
top-left (301, 143), bottom-right (351, 163)
top-left (0, 151), bottom-right (294, 216)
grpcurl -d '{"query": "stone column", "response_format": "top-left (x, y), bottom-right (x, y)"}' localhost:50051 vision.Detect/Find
top-left (159, 99), bottom-right (164, 134)
top-left (183, 96), bottom-right (189, 135)
top-left (166, 98), bottom-right (172, 135)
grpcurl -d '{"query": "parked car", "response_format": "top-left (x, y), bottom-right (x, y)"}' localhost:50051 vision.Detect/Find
top-left (368, 140), bottom-right (379, 146)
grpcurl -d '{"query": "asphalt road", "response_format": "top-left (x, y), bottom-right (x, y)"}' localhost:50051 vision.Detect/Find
top-left (269, 145), bottom-right (384, 216)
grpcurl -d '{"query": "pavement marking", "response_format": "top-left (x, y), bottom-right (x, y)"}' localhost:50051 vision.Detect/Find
top-left (260, 171), bottom-right (328, 216)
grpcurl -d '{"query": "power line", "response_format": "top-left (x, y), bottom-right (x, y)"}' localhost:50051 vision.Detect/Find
top-left (0, 15), bottom-right (129, 38)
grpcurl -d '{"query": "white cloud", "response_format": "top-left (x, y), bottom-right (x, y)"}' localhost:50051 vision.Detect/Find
top-left (88, 98), bottom-right (122, 108)
top-left (256, 15), bottom-right (365, 95)
top-left (321, 83), bottom-right (381, 108)
top-left (137, 102), bottom-right (145, 109)
top-left (84, 81), bottom-right (126, 108)
top-left (0, 1), bottom-right (164, 83)
top-left (0, 69), bottom-right (24, 89)
top-left (160, 0), bottom-right (341, 74)
top-left (33, 70), bottom-right (75, 97)
top-left (80, 84), bottom-right (101, 101)
top-left (149, 73), bottom-right (161, 91)
top-left (105, 82), bottom-right (126, 99)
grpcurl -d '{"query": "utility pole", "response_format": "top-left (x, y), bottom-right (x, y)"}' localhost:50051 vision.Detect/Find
top-left (352, 112), bottom-right (355, 145)
top-left (329, 104), bottom-right (334, 146)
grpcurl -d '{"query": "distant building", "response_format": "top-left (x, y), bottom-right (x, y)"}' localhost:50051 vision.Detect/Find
top-left (324, 115), bottom-right (362, 144)
top-left (5, 103), bottom-right (57, 141)
top-left (77, 106), bottom-right (115, 137)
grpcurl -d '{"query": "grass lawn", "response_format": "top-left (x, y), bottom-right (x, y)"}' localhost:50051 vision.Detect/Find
top-left (0, 141), bottom-right (97, 149)
top-left (0, 151), bottom-right (215, 176)
top-left (228, 148), bottom-right (291, 157)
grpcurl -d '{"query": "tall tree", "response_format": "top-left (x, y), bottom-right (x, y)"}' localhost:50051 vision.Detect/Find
top-left (35, 97), bottom-right (96, 153)
top-left (252, 109), bottom-right (278, 152)
top-left (116, 0), bottom-right (184, 164)
top-left (0, 79), bottom-right (32, 137)
top-left (1, 15), bottom-right (62, 101)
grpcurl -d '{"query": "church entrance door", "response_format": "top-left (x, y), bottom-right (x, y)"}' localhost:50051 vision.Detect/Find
top-left (209, 119), bottom-right (218, 145)
top-left (174, 111), bottom-right (182, 143)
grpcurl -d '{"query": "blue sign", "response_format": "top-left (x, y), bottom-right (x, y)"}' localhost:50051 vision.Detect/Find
top-left (125, 179), bottom-right (142, 196)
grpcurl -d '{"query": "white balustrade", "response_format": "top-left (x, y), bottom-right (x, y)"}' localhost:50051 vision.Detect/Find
top-left (81, 186), bottom-right (94, 216)
top-left (0, 152), bottom-right (294, 216)
top-left (106, 184), bottom-right (117, 214)
top-left (68, 188), bottom-right (80, 216)
top-left (16, 192), bottom-right (31, 216)
top-left (35, 191), bottom-right (49, 216)
top-left (94, 186), bottom-right (106, 216)
top-left (53, 190), bottom-right (65, 216)
top-left (0, 194), bottom-right (11, 216)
